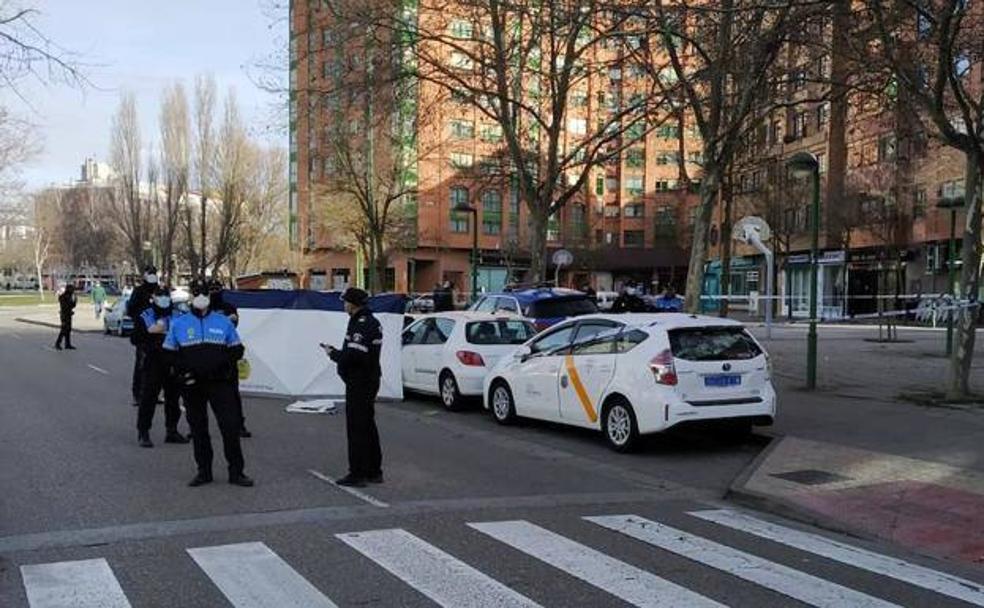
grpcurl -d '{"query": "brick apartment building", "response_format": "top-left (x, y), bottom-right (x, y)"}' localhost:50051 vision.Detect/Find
top-left (289, 1), bottom-right (700, 295)
top-left (705, 11), bottom-right (978, 320)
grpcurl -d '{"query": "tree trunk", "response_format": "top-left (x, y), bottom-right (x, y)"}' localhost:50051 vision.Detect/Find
top-left (946, 153), bottom-right (982, 399)
top-left (719, 174), bottom-right (734, 318)
top-left (528, 206), bottom-right (549, 283)
top-left (684, 169), bottom-right (721, 312)
top-left (371, 238), bottom-right (387, 294)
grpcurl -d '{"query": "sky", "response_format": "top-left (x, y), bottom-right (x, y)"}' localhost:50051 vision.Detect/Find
top-left (5, 0), bottom-right (287, 189)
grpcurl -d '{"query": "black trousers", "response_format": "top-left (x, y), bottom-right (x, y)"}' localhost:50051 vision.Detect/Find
top-left (55, 317), bottom-right (72, 347)
top-left (185, 380), bottom-right (245, 476)
top-left (345, 378), bottom-right (382, 478)
top-left (233, 377), bottom-right (246, 430)
top-left (131, 348), bottom-right (146, 402)
top-left (136, 353), bottom-right (181, 434)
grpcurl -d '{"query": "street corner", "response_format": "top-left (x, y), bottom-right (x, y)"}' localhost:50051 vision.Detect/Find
top-left (728, 436), bottom-right (984, 569)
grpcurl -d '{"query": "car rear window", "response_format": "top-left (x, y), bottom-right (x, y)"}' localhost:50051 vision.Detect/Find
top-left (669, 327), bottom-right (763, 361)
top-left (466, 320), bottom-right (537, 345)
top-left (528, 296), bottom-right (598, 319)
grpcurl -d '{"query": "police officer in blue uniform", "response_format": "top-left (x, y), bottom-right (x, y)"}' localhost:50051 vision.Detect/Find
top-left (134, 286), bottom-right (188, 447)
top-left (323, 288), bottom-right (383, 487)
top-left (164, 280), bottom-right (253, 487)
top-left (208, 279), bottom-right (251, 438)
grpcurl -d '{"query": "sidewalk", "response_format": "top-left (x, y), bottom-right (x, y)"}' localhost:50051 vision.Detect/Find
top-left (732, 325), bottom-right (984, 569)
top-left (13, 308), bottom-right (106, 333)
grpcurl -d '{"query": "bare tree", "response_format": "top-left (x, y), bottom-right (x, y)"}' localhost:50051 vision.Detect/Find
top-left (184, 75), bottom-right (217, 279)
top-left (157, 82), bottom-right (190, 282)
top-left (210, 91), bottom-right (251, 275)
top-left (864, 0), bottom-right (984, 398)
top-left (231, 147), bottom-right (288, 280)
top-left (0, 2), bottom-right (87, 96)
top-left (108, 92), bottom-right (149, 269)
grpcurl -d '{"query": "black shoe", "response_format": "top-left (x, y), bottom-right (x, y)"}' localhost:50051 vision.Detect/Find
top-left (164, 431), bottom-right (189, 444)
top-left (188, 472), bottom-right (213, 487)
top-left (229, 473), bottom-right (254, 487)
top-left (138, 433), bottom-right (153, 448)
top-left (54, 344), bottom-right (63, 350)
top-left (335, 474), bottom-right (367, 487)
top-left (367, 472), bottom-right (384, 484)
top-left (65, 345), bottom-right (77, 350)
top-left (239, 427), bottom-right (252, 438)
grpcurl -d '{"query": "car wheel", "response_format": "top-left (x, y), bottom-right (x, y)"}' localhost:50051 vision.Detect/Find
top-left (602, 397), bottom-right (640, 453)
top-left (439, 371), bottom-right (462, 411)
top-left (489, 381), bottom-right (517, 425)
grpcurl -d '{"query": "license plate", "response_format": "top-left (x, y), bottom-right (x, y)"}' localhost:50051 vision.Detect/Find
top-left (704, 374), bottom-right (741, 387)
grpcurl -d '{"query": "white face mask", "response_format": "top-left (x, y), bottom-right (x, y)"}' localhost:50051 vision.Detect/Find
top-left (145, 273), bottom-right (159, 285)
top-left (192, 294), bottom-right (210, 311)
top-left (154, 296), bottom-right (171, 308)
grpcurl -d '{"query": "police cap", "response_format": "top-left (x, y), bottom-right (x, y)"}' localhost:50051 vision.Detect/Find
top-left (341, 287), bottom-right (369, 306)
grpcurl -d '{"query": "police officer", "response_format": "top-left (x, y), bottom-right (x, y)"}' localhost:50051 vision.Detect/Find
top-left (323, 287), bottom-right (383, 487)
top-left (164, 280), bottom-right (253, 487)
top-left (207, 279), bottom-right (251, 438)
top-left (134, 286), bottom-right (189, 447)
top-left (128, 266), bottom-right (159, 406)
top-left (54, 284), bottom-right (77, 350)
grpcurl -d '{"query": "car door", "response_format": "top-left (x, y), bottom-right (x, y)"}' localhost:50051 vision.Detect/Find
top-left (401, 318), bottom-right (431, 388)
top-left (512, 321), bottom-right (577, 420)
top-left (416, 317), bottom-right (456, 393)
top-left (559, 321), bottom-right (622, 428)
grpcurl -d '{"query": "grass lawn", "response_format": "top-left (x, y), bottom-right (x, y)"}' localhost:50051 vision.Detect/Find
top-left (0, 292), bottom-right (94, 307)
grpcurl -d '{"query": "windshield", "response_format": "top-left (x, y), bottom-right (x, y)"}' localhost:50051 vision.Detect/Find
top-left (466, 320), bottom-right (536, 345)
top-left (528, 296), bottom-right (598, 319)
top-left (669, 327), bottom-right (763, 361)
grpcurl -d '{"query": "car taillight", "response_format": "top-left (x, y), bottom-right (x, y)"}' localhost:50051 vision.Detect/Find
top-left (650, 349), bottom-right (678, 386)
top-left (456, 350), bottom-right (486, 366)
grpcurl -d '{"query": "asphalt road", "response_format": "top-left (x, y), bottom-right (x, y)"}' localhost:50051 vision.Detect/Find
top-left (2, 310), bottom-right (982, 607)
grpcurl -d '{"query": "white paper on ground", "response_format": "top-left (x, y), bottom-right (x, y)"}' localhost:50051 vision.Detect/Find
top-left (285, 399), bottom-right (341, 414)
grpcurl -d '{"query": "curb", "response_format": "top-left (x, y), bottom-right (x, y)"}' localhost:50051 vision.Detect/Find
top-left (14, 317), bottom-right (105, 334)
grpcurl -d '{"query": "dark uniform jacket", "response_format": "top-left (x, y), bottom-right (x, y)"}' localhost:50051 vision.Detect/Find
top-left (127, 283), bottom-right (156, 345)
top-left (329, 308), bottom-right (382, 384)
top-left (58, 291), bottom-right (76, 321)
top-left (134, 306), bottom-right (173, 359)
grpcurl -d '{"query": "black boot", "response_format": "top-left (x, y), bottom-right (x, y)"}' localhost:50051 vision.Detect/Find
top-left (229, 473), bottom-right (254, 487)
top-left (188, 471), bottom-right (213, 487)
top-left (65, 345), bottom-right (77, 350)
top-left (164, 430), bottom-right (189, 444)
top-left (138, 432), bottom-right (153, 448)
top-left (239, 427), bottom-right (252, 438)
top-left (54, 344), bottom-right (63, 350)
top-left (335, 474), bottom-right (366, 487)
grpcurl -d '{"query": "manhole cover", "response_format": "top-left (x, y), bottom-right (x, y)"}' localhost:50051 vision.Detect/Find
top-left (770, 469), bottom-right (852, 486)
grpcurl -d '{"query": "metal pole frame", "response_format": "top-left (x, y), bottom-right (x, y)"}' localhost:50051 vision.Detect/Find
top-left (807, 166), bottom-right (821, 390)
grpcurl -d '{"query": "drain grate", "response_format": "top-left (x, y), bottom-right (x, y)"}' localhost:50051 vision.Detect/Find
top-left (770, 469), bottom-right (852, 486)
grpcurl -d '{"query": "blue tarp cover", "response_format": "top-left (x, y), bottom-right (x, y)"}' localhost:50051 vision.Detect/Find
top-left (223, 290), bottom-right (407, 314)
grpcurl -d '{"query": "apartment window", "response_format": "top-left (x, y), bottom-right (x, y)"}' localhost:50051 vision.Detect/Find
top-left (687, 151), bottom-right (703, 164)
top-left (608, 67), bottom-right (622, 81)
top-left (450, 51), bottom-right (473, 71)
top-left (623, 230), bottom-right (645, 247)
top-left (656, 151), bottom-right (679, 166)
top-left (791, 111), bottom-right (809, 139)
top-left (940, 179), bottom-right (965, 200)
top-left (917, 11), bottom-right (932, 40)
top-left (624, 203), bottom-right (645, 218)
top-left (817, 103), bottom-right (830, 129)
top-left (481, 190), bottom-right (502, 235)
top-left (571, 204), bottom-right (588, 238)
top-left (450, 186), bottom-right (470, 233)
top-left (769, 119), bottom-right (781, 145)
top-left (570, 90), bottom-right (588, 107)
top-left (451, 89), bottom-right (470, 105)
top-left (625, 121), bottom-right (646, 141)
top-left (568, 118), bottom-right (587, 135)
top-left (816, 152), bottom-right (827, 175)
top-left (449, 19), bottom-right (473, 39)
top-left (790, 69), bottom-right (807, 92)
top-left (625, 175), bottom-right (644, 198)
top-left (914, 189), bottom-right (927, 217)
top-left (595, 176), bottom-right (605, 196)
top-left (654, 206), bottom-right (675, 236)
top-left (480, 123), bottom-right (503, 143)
top-left (625, 148), bottom-right (645, 168)
top-left (547, 214), bottom-right (560, 242)
top-left (878, 134), bottom-right (897, 162)
top-left (450, 152), bottom-right (474, 169)
top-left (603, 205), bottom-right (620, 218)
top-left (322, 28), bottom-right (332, 48)
top-left (606, 176), bottom-right (619, 192)
top-left (655, 179), bottom-right (679, 192)
top-left (657, 124), bottom-right (680, 139)
top-left (816, 54), bottom-right (830, 79)
top-left (449, 119), bottom-right (475, 140)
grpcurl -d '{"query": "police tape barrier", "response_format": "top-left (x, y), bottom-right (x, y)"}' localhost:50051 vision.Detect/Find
top-left (224, 290), bottom-right (407, 400)
top-left (700, 293), bottom-right (980, 324)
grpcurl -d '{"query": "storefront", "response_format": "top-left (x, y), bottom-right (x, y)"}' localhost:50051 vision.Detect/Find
top-left (702, 256), bottom-right (761, 313)
top-left (784, 250), bottom-right (847, 320)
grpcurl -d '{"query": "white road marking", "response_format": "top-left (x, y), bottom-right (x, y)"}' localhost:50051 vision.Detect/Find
top-left (42, 346), bottom-right (56, 352)
top-left (307, 469), bottom-right (389, 508)
top-left (587, 514), bottom-right (900, 608)
top-left (691, 508), bottom-right (984, 606)
top-left (187, 541), bottom-right (337, 608)
top-left (337, 528), bottom-right (541, 607)
top-left (10, 332), bottom-right (22, 340)
top-left (20, 558), bottom-right (131, 608)
top-left (86, 364), bottom-right (109, 375)
top-left (469, 520), bottom-right (724, 607)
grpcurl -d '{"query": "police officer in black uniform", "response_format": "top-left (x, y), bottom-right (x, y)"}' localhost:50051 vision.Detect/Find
top-left (323, 287), bottom-right (383, 487)
top-left (54, 284), bottom-right (77, 350)
top-left (128, 266), bottom-right (159, 405)
top-left (164, 280), bottom-right (253, 488)
top-left (208, 279), bottom-right (251, 438)
top-left (134, 285), bottom-right (189, 447)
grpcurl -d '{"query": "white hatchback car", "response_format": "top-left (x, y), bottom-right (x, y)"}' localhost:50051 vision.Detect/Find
top-left (402, 312), bottom-right (538, 410)
top-left (483, 313), bottom-right (776, 451)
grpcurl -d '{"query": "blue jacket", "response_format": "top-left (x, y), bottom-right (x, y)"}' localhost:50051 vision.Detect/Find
top-left (163, 310), bottom-right (244, 381)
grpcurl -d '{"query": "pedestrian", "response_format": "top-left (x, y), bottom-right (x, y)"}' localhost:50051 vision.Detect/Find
top-left (127, 266), bottom-right (159, 406)
top-left (654, 285), bottom-right (684, 312)
top-left (134, 285), bottom-right (189, 448)
top-left (54, 284), bottom-right (77, 350)
top-left (91, 281), bottom-right (106, 319)
top-left (433, 281), bottom-right (452, 312)
top-left (322, 287), bottom-right (383, 487)
top-left (208, 278), bottom-right (251, 438)
top-left (164, 280), bottom-right (253, 487)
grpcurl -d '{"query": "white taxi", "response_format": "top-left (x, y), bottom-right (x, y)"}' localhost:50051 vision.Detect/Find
top-left (482, 313), bottom-right (776, 451)
top-left (402, 312), bottom-right (537, 410)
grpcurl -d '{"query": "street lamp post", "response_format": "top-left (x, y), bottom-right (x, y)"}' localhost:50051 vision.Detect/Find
top-left (454, 201), bottom-right (479, 303)
top-left (787, 152), bottom-right (821, 390)
top-left (937, 196), bottom-right (965, 356)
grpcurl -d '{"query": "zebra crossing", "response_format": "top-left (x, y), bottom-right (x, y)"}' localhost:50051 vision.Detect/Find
top-left (14, 509), bottom-right (984, 608)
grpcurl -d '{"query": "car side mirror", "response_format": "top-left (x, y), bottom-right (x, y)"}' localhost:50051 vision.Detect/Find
top-left (514, 345), bottom-right (532, 361)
